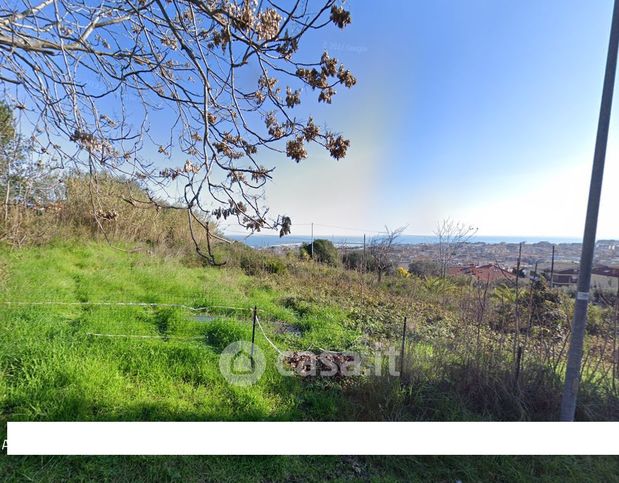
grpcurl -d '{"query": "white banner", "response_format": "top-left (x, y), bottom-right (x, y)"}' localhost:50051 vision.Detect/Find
top-left (6, 422), bottom-right (619, 455)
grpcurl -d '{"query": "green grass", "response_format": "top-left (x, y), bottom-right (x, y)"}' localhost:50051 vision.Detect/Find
top-left (0, 240), bottom-right (617, 481)
top-left (0, 241), bottom-right (364, 423)
top-left (2, 454), bottom-right (619, 482)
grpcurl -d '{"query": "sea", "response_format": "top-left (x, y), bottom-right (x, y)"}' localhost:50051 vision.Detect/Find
top-left (226, 234), bottom-right (585, 249)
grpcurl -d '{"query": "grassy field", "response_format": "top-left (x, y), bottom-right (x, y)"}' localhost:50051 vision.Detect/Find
top-left (0, 240), bottom-right (617, 481)
top-left (0, 241), bottom-right (366, 423)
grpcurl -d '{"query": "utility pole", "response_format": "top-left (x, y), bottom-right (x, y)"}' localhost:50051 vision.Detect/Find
top-left (613, 279), bottom-right (619, 392)
top-left (550, 245), bottom-right (556, 289)
top-left (362, 233), bottom-right (366, 273)
top-left (310, 222), bottom-right (314, 259)
top-left (360, 233), bottom-right (366, 303)
top-left (513, 242), bottom-right (523, 357)
top-left (560, 0), bottom-right (619, 422)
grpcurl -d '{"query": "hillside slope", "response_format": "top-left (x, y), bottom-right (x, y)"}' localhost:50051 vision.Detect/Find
top-left (0, 241), bottom-right (617, 481)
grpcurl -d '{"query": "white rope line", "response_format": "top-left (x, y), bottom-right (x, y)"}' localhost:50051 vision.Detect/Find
top-left (3, 302), bottom-right (344, 352)
top-left (0, 301), bottom-right (251, 312)
top-left (255, 315), bottom-right (283, 354)
top-left (86, 332), bottom-right (205, 341)
top-left (255, 317), bottom-right (342, 355)
top-left (1, 301), bottom-right (202, 310)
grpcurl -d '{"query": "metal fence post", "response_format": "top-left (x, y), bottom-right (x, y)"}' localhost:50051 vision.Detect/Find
top-left (251, 306), bottom-right (257, 369)
top-left (400, 316), bottom-right (407, 378)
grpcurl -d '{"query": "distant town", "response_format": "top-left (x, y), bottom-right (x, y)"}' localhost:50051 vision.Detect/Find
top-left (264, 238), bottom-right (619, 291)
top-left (385, 239), bottom-right (619, 290)
top-left (386, 239), bottom-right (617, 268)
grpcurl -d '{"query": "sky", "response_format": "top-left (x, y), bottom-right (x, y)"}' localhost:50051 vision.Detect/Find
top-left (236, 0), bottom-right (619, 240)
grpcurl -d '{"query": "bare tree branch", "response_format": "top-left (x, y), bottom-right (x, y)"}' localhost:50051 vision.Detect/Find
top-left (0, 0), bottom-right (355, 260)
top-left (368, 226), bottom-right (406, 282)
top-left (435, 218), bottom-right (478, 278)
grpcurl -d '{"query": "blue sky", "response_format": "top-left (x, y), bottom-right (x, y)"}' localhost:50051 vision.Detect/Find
top-left (249, 0), bottom-right (619, 239)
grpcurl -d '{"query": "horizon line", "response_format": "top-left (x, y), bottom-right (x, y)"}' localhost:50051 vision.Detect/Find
top-left (223, 232), bottom-right (619, 242)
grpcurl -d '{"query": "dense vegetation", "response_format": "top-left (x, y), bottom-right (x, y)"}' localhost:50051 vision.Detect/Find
top-left (0, 234), bottom-right (618, 480)
top-left (301, 239), bottom-right (340, 266)
top-left (1, 2), bottom-right (615, 476)
top-left (0, 167), bottom-right (617, 481)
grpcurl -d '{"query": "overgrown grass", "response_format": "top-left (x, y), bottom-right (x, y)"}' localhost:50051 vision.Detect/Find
top-left (3, 455), bottom-right (619, 482)
top-left (0, 241), bottom-right (365, 424)
top-left (0, 240), bottom-right (617, 480)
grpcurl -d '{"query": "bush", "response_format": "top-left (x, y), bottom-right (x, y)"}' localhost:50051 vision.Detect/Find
top-left (408, 259), bottom-right (441, 278)
top-left (342, 249), bottom-right (362, 270)
top-left (396, 267), bottom-right (410, 278)
top-left (300, 239), bottom-right (339, 266)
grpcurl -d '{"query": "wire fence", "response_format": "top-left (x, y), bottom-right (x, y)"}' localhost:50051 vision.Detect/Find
top-left (0, 300), bottom-right (300, 355)
top-left (0, 299), bottom-right (403, 358)
top-left (5, 298), bottom-right (613, 394)
top-left (255, 314), bottom-right (283, 354)
top-left (85, 333), bottom-right (206, 341)
top-left (0, 301), bottom-right (251, 312)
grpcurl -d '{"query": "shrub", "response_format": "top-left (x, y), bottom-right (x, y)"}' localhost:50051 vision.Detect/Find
top-left (342, 249), bottom-right (385, 275)
top-left (408, 259), bottom-right (441, 278)
top-left (300, 239), bottom-right (339, 266)
top-left (342, 249), bottom-right (362, 270)
top-left (396, 267), bottom-right (410, 278)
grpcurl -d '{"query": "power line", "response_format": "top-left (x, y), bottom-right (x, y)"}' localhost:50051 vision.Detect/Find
top-left (220, 222), bottom-right (420, 237)
top-left (312, 223), bottom-right (388, 234)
